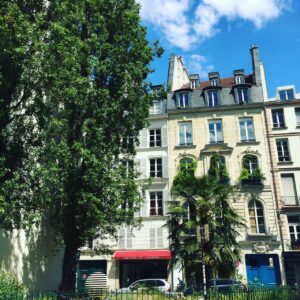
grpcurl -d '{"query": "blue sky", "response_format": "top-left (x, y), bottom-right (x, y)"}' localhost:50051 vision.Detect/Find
top-left (137, 0), bottom-right (300, 98)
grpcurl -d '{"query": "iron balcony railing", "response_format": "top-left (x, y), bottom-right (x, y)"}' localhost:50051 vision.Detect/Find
top-left (281, 196), bottom-right (300, 207)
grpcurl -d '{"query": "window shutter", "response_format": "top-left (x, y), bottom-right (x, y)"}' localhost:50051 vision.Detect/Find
top-left (140, 199), bottom-right (148, 217)
top-left (139, 158), bottom-right (147, 179)
top-left (140, 129), bottom-right (148, 148)
top-left (157, 228), bottom-right (164, 248)
top-left (163, 190), bottom-right (170, 215)
top-left (127, 229), bottom-right (133, 249)
top-left (119, 228), bottom-right (125, 249)
top-left (162, 126), bottom-right (168, 147)
top-left (150, 228), bottom-right (156, 248)
top-left (149, 105), bottom-right (154, 115)
top-left (163, 157), bottom-right (168, 178)
top-left (281, 175), bottom-right (297, 205)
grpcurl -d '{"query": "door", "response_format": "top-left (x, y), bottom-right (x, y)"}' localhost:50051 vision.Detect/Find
top-left (77, 260), bottom-right (107, 290)
top-left (246, 254), bottom-right (281, 286)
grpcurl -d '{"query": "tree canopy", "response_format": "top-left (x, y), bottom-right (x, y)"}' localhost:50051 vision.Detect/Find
top-left (0, 0), bottom-right (162, 290)
top-left (166, 154), bottom-right (246, 283)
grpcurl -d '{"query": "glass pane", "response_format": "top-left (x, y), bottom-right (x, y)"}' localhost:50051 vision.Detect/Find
top-left (279, 90), bottom-right (286, 100)
top-left (247, 120), bottom-right (254, 140)
top-left (239, 121), bottom-right (246, 140)
top-left (287, 89), bottom-right (294, 100)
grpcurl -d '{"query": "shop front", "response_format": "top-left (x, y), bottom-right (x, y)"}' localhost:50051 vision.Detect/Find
top-left (113, 250), bottom-right (171, 288)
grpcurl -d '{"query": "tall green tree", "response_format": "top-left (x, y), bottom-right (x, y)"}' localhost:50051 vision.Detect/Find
top-left (0, 1), bottom-right (47, 228)
top-left (167, 155), bottom-right (245, 284)
top-left (1, 0), bottom-right (162, 290)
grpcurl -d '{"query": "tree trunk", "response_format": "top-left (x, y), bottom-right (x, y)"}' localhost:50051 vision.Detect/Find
top-left (60, 240), bottom-right (79, 291)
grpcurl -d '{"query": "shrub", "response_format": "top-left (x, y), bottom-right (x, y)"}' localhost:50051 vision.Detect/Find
top-left (0, 270), bottom-right (24, 298)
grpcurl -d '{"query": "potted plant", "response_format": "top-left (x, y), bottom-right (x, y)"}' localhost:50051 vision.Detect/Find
top-left (291, 239), bottom-right (300, 250)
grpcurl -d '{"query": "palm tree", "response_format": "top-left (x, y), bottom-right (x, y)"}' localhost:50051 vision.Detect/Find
top-left (166, 154), bottom-right (246, 286)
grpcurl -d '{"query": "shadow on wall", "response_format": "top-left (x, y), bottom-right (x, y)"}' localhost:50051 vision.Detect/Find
top-left (0, 218), bottom-right (64, 291)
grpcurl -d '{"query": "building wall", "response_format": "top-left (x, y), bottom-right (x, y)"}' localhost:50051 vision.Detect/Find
top-left (0, 226), bottom-right (64, 290)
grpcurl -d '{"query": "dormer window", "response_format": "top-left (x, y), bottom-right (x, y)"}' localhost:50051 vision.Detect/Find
top-left (234, 69), bottom-right (245, 84)
top-left (177, 92), bottom-right (189, 108)
top-left (278, 89), bottom-right (294, 100)
top-left (208, 72), bottom-right (220, 87)
top-left (235, 88), bottom-right (248, 104)
top-left (189, 74), bottom-right (199, 89)
top-left (235, 75), bottom-right (244, 84)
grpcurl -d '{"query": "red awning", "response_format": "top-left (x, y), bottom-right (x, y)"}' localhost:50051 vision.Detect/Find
top-left (113, 250), bottom-right (171, 260)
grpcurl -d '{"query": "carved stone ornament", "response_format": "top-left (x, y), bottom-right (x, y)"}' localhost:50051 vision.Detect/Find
top-left (252, 242), bottom-right (269, 253)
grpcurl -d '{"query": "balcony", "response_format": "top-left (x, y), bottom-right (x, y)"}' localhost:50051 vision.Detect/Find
top-left (281, 196), bottom-right (300, 207)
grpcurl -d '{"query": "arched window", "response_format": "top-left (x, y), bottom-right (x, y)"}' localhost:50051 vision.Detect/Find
top-left (180, 158), bottom-right (195, 175)
top-left (248, 200), bottom-right (266, 233)
top-left (242, 155), bottom-right (258, 173)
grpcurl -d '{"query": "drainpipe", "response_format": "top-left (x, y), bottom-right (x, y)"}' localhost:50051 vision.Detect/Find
top-left (263, 105), bottom-right (286, 280)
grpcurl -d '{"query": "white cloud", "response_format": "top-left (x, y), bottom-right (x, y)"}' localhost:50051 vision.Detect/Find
top-left (183, 54), bottom-right (214, 79)
top-left (137, 0), bottom-right (290, 50)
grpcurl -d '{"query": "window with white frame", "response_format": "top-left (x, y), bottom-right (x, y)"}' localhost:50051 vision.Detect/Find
top-left (288, 216), bottom-right (300, 243)
top-left (239, 118), bottom-right (255, 142)
top-left (178, 122), bottom-right (192, 145)
top-left (191, 80), bottom-right (197, 89)
top-left (235, 88), bottom-right (248, 104)
top-left (235, 75), bottom-right (244, 84)
top-left (272, 109), bottom-right (285, 128)
top-left (149, 129), bottom-right (161, 147)
top-left (248, 200), bottom-right (266, 234)
top-left (278, 89), bottom-right (294, 100)
top-left (122, 159), bottom-right (134, 177)
top-left (276, 139), bottom-right (290, 162)
top-left (207, 90), bottom-right (219, 107)
top-left (177, 93), bottom-right (189, 108)
top-left (210, 78), bottom-right (219, 86)
top-left (150, 100), bottom-right (163, 115)
top-left (149, 191), bottom-right (163, 216)
top-left (208, 120), bottom-right (223, 144)
top-left (295, 108), bottom-right (300, 126)
top-left (149, 158), bottom-right (162, 178)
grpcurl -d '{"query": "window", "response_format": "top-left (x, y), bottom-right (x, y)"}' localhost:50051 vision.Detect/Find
top-left (207, 90), bottom-right (219, 107)
top-left (178, 122), bottom-right (192, 145)
top-left (272, 109), bottom-right (285, 128)
top-left (210, 78), bottom-right (219, 86)
top-left (122, 160), bottom-right (134, 177)
top-left (239, 118), bottom-right (255, 142)
top-left (150, 158), bottom-right (162, 177)
top-left (279, 89), bottom-right (294, 100)
top-left (150, 100), bottom-right (163, 115)
top-left (281, 174), bottom-right (298, 205)
top-left (242, 155), bottom-right (258, 173)
top-left (295, 108), bottom-right (300, 126)
top-left (177, 93), bottom-right (189, 108)
top-left (248, 200), bottom-right (266, 234)
top-left (288, 216), bottom-right (300, 243)
top-left (235, 75), bottom-right (244, 84)
top-left (119, 228), bottom-right (133, 249)
top-left (191, 80), bottom-right (197, 89)
top-left (180, 158), bottom-right (195, 176)
top-left (149, 192), bottom-right (163, 216)
top-left (236, 88), bottom-right (248, 104)
top-left (149, 129), bottom-right (161, 147)
top-left (208, 120), bottom-right (223, 144)
top-left (150, 228), bottom-right (163, 248)
top-left (276, 139), bottom-right (290, 162)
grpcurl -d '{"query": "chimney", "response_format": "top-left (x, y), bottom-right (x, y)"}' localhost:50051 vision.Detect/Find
top-left (250, 46), bottom-right (261, 85)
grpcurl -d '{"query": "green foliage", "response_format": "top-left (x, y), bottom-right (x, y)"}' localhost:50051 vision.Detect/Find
top-left (167, 167), bottom-right (246, 280)
top-left (0, 271), bottom-right (24, 298)
top-left (0, 0), bottom-right (161, 290)
top-left (208, 154), bottom-right (229, 183)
